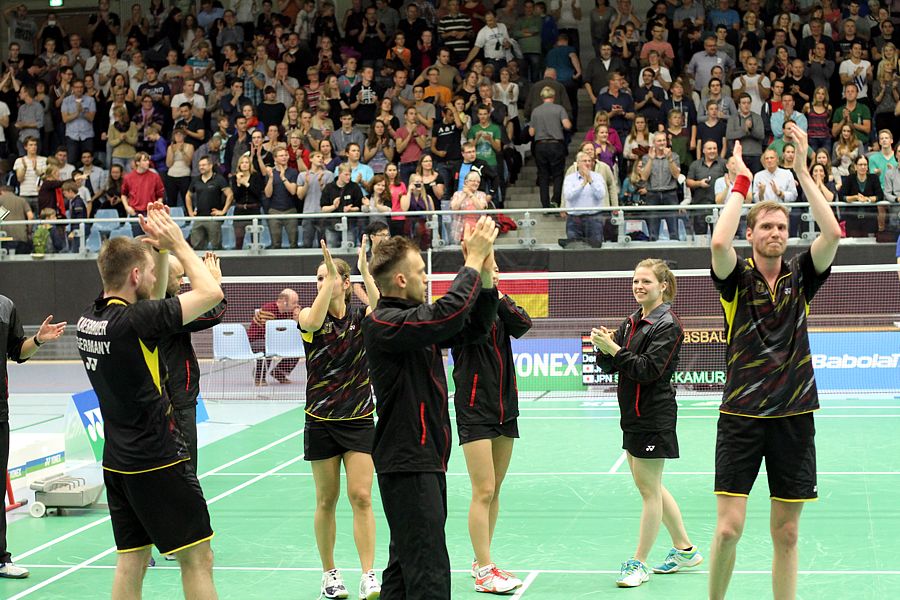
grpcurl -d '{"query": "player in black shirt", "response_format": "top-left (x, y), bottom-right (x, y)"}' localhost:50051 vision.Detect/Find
top-left (361, 217), bottom-right (499, 600)
top-left (708, 126), bottom-right (841, 600)
top-left (450, 265), bottom-right (532, 594)
top-left (76, 202), bottom-right (224, 599)
top-left (297, 239), bottom-right (381, 600)
top-left (592, 259), bottom-right (701, 589)
top-left (0, 299), bottom-right (65, 579)
top-left (159, 252), bottom-right (227, 475)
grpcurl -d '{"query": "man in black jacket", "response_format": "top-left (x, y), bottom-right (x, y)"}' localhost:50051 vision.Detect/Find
top-left (160, 252), bottom-right (227, 474)
top-left (361, 216), bottom-right (499, 600)
top-left (453, 142), bottom-right (500, 206)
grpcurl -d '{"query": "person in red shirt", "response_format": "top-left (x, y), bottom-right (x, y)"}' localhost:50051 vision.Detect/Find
top-left (121, 152), bottom-right (165, 235)
top-left (247, 288), bottom-right (300, 385)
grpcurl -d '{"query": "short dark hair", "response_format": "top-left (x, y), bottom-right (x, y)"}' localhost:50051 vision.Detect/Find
top-left (370, 236), bottom-right (420, 292)
top-left (97, 237), bottom-right (151, 292)
top-left (365, 221), bottom-right (389, 237)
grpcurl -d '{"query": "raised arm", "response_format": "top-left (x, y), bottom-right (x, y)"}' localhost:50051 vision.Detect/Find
top-left (357, 234), bottom-right (379, 313)
top-left (139, 202), bottom-right (224, 324)
top-left (710, 141), bottom-right (752, 279)
top-left (297, 241), bottom-right (339, 332)
top-left (786, 123), bottom-right (841, 273)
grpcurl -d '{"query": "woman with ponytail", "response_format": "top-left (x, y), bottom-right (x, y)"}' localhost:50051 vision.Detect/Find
top-left (591, 258), bottom-right (702, 589)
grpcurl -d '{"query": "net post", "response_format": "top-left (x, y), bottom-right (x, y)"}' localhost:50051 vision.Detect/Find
top-left (5, 473), bottom-right (26, 512)
top-left (250, 217), bottom-right (260, 254)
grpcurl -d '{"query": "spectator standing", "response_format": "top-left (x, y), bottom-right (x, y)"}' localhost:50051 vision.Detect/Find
top-left (263, 147), bottom-right (300, 249)
top-left (639, 132), bottom-right (681, 241)
top-left (686, 141), bottom-right (726, 237)
top-left (121, 152), bottom-right (165, 235)
top-left (186, 156), bottom-right (232, 250)
top-left (561, 151), bottom-right (608, 248)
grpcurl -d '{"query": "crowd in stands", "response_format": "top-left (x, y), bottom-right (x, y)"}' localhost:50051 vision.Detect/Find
top-left (0, 0), bottom-right (898, 253)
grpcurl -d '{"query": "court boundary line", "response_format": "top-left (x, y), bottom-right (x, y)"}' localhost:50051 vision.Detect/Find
top-left (608, 451), bottom-right (627, 474)
top-left (15, 565), bottom-right (900, 576)
top-left (13, 428), bottom-right (304, 562)
top-left (511, 571), bottom-right (539, 598)
top-left (198, 470), bottom-right (900, 477)
top-left (8, 455), bottom-right (305, 599)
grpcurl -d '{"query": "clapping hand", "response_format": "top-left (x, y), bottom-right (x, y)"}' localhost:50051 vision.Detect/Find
top-left (35, 315), bottom-right (67, 346)
top-left (203, 252), bottom-right (222, 283)
top-left (590, 326), bottom-right (619, 355)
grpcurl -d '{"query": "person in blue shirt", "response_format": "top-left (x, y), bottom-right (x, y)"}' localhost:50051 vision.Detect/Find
top-left (545, 33), bottom-right (583, 128)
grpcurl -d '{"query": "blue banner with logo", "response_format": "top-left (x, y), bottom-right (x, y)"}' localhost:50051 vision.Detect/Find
top-left (809, 331), bottom-right (900, 391)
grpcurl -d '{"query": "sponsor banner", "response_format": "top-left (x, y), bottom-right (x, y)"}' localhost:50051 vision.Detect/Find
top-left (583, 331), bottom-right (726, 388)
top-left (8, 452), bottom-right (65, 481)
top-left (72, 390), bottom-right (105, 462)
top-left (70, 390), bottom-right (210, 464)
top-left (449, 330), bottom-right (898, 394)
top-left (448, 337), bottom-right (584, 392)
top-left (809, 332), bottom-right (900, 390)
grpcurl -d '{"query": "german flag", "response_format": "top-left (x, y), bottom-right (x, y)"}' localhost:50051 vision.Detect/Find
top-left (431, 274), bottom-right (549, 318)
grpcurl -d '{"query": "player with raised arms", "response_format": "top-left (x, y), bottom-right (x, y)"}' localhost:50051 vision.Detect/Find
top-left (296, 237), bottom-right (381, 600)
top-left (708, 125), bottom-right (841, 600)
top-left (75, 202), bottom-right (223, 599)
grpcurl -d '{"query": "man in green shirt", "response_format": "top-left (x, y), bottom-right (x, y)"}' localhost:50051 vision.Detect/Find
top-left (468, 105), bottom-right (502, 169)
top-left (831, 82), bottom-right (872, 144)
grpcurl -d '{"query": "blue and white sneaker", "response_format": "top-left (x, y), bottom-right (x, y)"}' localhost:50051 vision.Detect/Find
top-left (321, 568), bottom-right (349, 599)
top-left (653, 546), bottom-right (703, 574)
top-left (616, 559), bottom-right (650, 588)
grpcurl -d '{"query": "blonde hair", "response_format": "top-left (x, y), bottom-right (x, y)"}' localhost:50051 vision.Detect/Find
top-left (635, 258), bottom-right (676, 303)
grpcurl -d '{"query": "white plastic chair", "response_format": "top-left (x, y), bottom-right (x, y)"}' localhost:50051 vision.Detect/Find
top-left (212, 323), bottom-right (264, 361)
top-left (264, 319), bottom-right (304, 358)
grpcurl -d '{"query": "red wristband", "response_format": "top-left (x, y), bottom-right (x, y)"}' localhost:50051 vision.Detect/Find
top-left (732, 174), bottom-right (751, 198)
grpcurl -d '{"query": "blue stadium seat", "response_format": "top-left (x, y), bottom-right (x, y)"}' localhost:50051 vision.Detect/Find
top-left (93, 209), bottom-right (121, 233)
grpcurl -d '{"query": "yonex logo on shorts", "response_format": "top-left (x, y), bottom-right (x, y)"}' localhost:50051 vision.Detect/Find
top-left (646, 445), bottom-right (655, 452)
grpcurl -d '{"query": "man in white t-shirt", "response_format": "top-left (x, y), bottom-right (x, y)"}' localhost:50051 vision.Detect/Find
top-left (731, 56), bottom-right (770, 113)
top-left (170, 77), bottom-right (207, 120)
top-left (838, 41), bottom-right (873, 100)
top-left (461, 11), bottom-right (512, 71)
top-left (12, 137), bottom-right (47, 212)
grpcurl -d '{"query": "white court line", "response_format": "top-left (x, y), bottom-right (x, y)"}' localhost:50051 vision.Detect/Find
top-left (510, 571), bottom-right (539, 599)
top-left (9, 455), bottom-right (305, 599)
top-left (13, 428), bottom-right (304, 562)
top-left (516, 415), bottom-right (900, 420)
top-left (608, 451), bottom-right (627, 474)
top-left (200, 470), bottom-right (900, 477)
top-left (16, 565), bottom-right (900, 576)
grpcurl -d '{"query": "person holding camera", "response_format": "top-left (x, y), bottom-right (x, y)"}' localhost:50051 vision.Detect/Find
top-left (461, 11), bottom-right (512, 72)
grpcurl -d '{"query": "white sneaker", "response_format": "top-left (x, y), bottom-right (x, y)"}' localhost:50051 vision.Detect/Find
top-left (321, 568), bottom-right (349, 599)
top-left (0, 562), bottom-right (30, 579)
top-left (358, 569), bottom-right (381, 599)
top-left (616, 559), bottom-right (650, 588)
top-left (475, 563), bottom-right (522, 594)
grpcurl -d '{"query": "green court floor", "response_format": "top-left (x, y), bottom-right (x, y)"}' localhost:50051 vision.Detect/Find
top-left (4, 395), bottom-right (900, 599)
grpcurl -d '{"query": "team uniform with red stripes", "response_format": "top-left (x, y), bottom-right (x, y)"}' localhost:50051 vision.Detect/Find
top-left (361, 267), bottom-right (499, 600)
top-left (451, 295), bottom-right (533, 445)
top-left (595, 302), bottom-right (685, 459)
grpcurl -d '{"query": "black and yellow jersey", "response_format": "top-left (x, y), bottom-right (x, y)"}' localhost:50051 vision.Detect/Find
top-left (76, 296), bottom-right (189, 474)
top-left (300, 305), bottom-right (373, 421)
top-left (712, 251), bottom-right (831, 418)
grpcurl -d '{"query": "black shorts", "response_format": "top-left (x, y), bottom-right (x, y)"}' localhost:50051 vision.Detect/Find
top-left (457, 419), bottom-right (520, 446)
top-left (303, 417), bottom-right (375, 461)
top-left (623, 430), bottom-right (679, 459)
top-left (104, 460), bottom-right (213, 555)
top-left (714, 412), bottom-right (817, 501)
